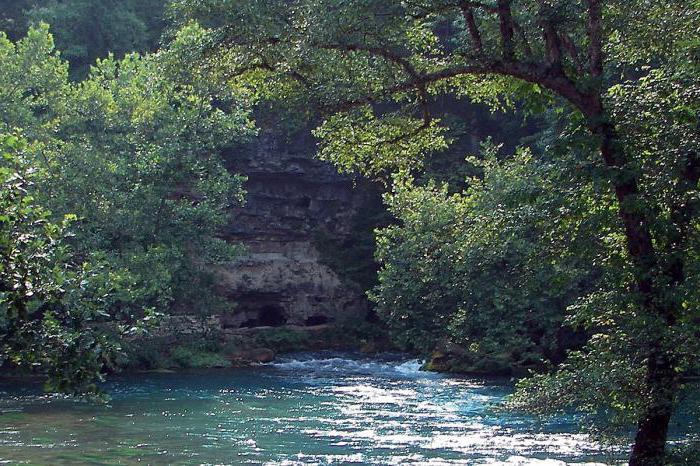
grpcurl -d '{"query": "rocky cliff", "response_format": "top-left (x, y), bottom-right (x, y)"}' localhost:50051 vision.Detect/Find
top-left (216, 127), bottom-right (377, 329)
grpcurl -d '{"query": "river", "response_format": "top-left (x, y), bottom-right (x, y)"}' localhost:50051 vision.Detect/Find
top-left (0, 351), bottom-right (646, 465)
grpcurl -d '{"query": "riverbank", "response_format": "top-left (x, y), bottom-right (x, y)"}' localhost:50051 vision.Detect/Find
top-left (118, 319), bottom-right (396, 372)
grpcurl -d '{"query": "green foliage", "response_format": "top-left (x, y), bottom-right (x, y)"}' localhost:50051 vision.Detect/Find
top-left (372, 144), bottom-right (612, 373)
top-left (251, 327), bottom-right (311, 353)
top-left (0, 23), bottom-right (70, 131)
top-left (667, 442), bottom-right (700, 466)
top-left (122, 338), bottom-right (171, 370)
top-left (1, 25), bottom-right (254, 322)
top-left (0, 0), bottom-right (35, 41)
top-left (0, 133), bottom-right (122, 395)
top-left (0, 0), bottom-right (169, 78)
top-left (169, 343), bottom-right (230, 368)
top-left (169, 0), bottom-right (695, 177)
top-left (123, 337), bottom-right (231, 369)
top-left (0, 25), bottom-right (253, 392)
top-left (313, 186), bottom-right (388, 293)
top-left (26, 0), bottom-right (167, 78)
top-left (314, 108), bottom-right (448, 181)
top-left (507, 64), bottom-right (700, 436)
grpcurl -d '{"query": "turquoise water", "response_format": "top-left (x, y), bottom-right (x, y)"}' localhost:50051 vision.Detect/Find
top-left (0, 352), bottom-right (626, 465)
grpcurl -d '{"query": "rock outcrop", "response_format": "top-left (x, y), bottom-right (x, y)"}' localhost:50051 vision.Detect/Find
top-left (227, 348), bottom-right (276, 365)
top-left (217, 127), bottom-right (374, 328)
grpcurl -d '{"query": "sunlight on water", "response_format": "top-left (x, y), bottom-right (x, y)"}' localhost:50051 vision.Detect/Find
top-left (0, 352), bottom-right (630, 465)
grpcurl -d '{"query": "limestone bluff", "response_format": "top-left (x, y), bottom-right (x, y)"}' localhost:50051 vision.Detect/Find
top-left (215, 124), bottom-right (377, 330)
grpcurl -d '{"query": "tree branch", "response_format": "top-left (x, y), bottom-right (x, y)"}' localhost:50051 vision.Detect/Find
top-left (324, 43), bottom-right (419, 79)
top-left (560, 32), bottom-right (584, 73)
top-left (513, 21), bottom-right (533, 58)
top-left (406, 1), bottom-right (498, 19)
top-left (460, 4), bottom-right (483, 53)
top-left (585, 0), bottom-right (603, 77)
top-left (328, 60), bottom-right (591, 117)
top-left (496, 0), bottom-right (516, 60)
top-left (220, 57), bottom-right (311, 89)
top-left (540, 19), bottom-right (563, 71)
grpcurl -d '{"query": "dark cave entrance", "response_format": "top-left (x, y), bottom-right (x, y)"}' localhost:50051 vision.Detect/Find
top-left (304, 315), bottom-right (329, 326)
top-left (259, 305), bottom-right (287, 326)
top-left (240, 305), bottom-right (287, 328)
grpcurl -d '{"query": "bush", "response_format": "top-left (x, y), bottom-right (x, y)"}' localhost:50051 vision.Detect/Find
top-left (169, 345), bottom-right (231, 369)
top-left (252, 328), bottom-right (311, 352)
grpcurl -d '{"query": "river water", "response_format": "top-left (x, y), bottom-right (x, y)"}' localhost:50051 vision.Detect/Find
top-left (0, 352), bottom-right (633, 465)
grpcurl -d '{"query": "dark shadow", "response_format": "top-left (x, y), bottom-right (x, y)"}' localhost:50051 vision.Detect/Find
top-left (297, 196), bottom-right (311, 208)
top-left (259, 305), bottom-right (287, 326)
top-left (304, 315), bottom-right (329, 326)
top-left (240, 305), bottom-right (287, 328)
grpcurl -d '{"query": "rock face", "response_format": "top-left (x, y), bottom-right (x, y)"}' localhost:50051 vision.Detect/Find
top-left (217, 128), bottom-right (373, 328)
top-left (227, 348), bottom-right (276, 365)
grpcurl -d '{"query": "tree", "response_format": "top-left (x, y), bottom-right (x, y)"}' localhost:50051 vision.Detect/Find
top-left (0, 0), bottom-right (36, 41)
top-left (0, 133), bottom-right (125, 395)
top-left (170, 1), bottom-right (699, 463)
top-left (0, 0), bottom-right (169, 78)
top-left (0, 25), bottom-right (255, 390)
top-left (372, 145), bottom-right (605, 375)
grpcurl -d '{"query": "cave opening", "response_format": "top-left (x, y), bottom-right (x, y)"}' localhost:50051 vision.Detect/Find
top-left (240, 305), bottom-right (287, 328)
top-left (259, 305), bottom-right (287, 326)
top-left (304, 315), bottom-right (329, 326)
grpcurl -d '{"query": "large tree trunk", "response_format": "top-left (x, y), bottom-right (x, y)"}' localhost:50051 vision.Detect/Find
top-left (590, 118), bottom-right (679, 466)
top-left (629, 350), bottom-right (678, 466)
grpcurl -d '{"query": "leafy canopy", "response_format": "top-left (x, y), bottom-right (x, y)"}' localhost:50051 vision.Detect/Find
top-left (0, 24), bottom-right (255, 392)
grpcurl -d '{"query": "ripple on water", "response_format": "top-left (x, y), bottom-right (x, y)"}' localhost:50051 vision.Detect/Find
top-left (0, 352), bottom-right (643, 465)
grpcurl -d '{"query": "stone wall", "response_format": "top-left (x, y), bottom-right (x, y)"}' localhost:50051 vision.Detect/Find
top-left (216, 126), bottom-right (375, 328)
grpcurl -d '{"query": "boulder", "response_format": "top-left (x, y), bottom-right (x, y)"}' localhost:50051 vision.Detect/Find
top-left (227, 348), bottom-right (276, 364)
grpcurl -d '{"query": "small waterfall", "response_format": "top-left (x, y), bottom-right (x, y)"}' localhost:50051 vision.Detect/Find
top-left (394, 359), bottom-right (424, 376)
top-left (270, 352), bottom-right (433, 378)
